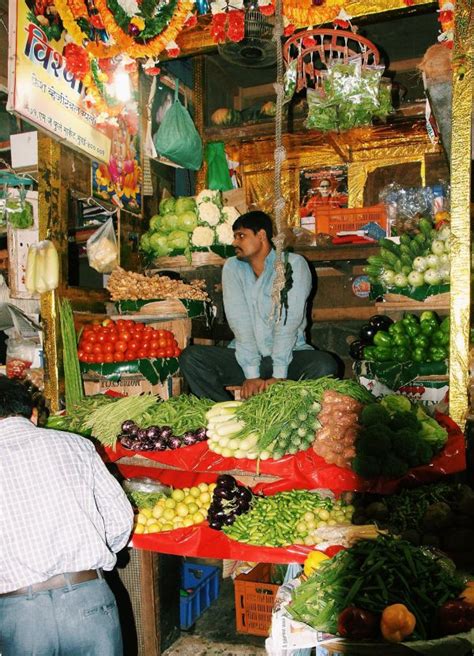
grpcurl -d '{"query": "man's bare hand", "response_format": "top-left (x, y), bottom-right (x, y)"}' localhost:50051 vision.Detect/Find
top-left (241, 378), bottom-right (267, 399)
top-left (263, 377), bottom-right (285, 390)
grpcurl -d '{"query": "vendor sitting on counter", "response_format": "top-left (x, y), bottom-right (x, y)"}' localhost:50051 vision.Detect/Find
top-left (179, 210), bottom-right (339, 400)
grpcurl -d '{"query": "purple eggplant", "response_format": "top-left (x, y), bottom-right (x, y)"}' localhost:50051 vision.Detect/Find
top-left (216, 474), bottom-right (237, 489)
top-left (213, 487), bottom-right (235, 500)
top-left (137, 428), bottom-right (148, 441)
top-left (153, 437), bottom-right (168, 451)
top-left (146, 425), bottom-right (162, 440)
top-left (237, 487), bottom-right (252, 503)
top-left (168, 435), bottom-right (182, 450)
top-left (121, 420), bottom-right (137, 434)
top-left (119, 435), bottom-right (135, 449)
top-left (160, 426), bottom-right (173, 439)
top-left (209, 519), bottom-right (223, 531)
top-left (182, 432), bottom-right (198, 446)
top-left (195, 427), bottom-right (207, 441)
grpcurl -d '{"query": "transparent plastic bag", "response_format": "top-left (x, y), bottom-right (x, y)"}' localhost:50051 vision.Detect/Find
top-left (86, 217), bottom-right (118, 273)
top-left (283, 59), bottom-right (297, 103)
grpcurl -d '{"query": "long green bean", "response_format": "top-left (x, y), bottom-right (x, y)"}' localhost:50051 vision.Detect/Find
top-left (59, 299), bottom-right (84, 411)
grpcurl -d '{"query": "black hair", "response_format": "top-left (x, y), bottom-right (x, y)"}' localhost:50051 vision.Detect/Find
top-left (0, 375), bottom-right (34, 418)
top-left (232, 211), bottom-right (274, 243)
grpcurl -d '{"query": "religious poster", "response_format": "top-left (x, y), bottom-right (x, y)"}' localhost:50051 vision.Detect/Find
top-left (299, 165), bottom-right (349, 220)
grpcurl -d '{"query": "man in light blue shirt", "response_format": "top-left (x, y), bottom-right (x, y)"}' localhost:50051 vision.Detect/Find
top-left (179, 211), bottom-right (339, 400)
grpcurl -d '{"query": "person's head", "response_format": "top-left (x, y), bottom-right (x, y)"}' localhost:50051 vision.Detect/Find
top-left (317, 179), bottom-right (332, 197)
top-left (0, 375), bottom-right (34, 419)
top-left (232, 211), bottom-right (273, 260)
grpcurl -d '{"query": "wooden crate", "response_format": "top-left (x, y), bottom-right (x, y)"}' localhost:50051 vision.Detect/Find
top-left (82, 373), bottom-right (182, 399)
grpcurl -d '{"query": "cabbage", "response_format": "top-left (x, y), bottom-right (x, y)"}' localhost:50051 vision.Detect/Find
top-left (177, 211), bottom-right (198, 233)
top-left (149, 233), bottom-right (171, 257)
top-left (167, 230), bottom-right (190, 251)
top-left (159, 197), bottom-right (176, 214)
top-left (175, 196), bottom-right (196, 215)
top-left (140, 232), bottom-right (152, 253)
top-left (149, 214), bottom-right (162, 231)
top-left (160, 213), bottom-right (179, 233)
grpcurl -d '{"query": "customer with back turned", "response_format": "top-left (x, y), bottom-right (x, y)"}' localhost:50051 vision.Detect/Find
top-left (0, 376), bottom-right (133, 656)
top-left (179, 210), bottom-right (339, 400)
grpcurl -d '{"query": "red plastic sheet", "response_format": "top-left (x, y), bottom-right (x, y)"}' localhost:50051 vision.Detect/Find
top-left (106, 413), bottom-right (466, 496)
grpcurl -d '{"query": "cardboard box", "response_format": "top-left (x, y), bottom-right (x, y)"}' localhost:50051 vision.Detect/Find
top-left (82, 373), bottom-right (181, 399)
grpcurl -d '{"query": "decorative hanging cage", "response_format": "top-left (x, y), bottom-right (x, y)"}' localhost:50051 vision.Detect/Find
top-left (218, 3), bottom-right (276, 68)
top-left (283, 29), bottom-right (380, 93)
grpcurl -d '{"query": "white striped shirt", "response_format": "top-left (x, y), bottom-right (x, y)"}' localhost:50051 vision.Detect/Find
top-left (0, 417), bottom-right (133, 593)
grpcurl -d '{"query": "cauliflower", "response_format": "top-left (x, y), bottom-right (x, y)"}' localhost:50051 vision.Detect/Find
top-left (192, 226), bottom-right (215, 248)
top-left (222, 205), bottom-right (240, 225)
top-left (198, 202), bottom-right (221, 226)
top-left (195, 189), bottom-right (221, 205)
top-left (216, 222), bottom-right (234, 246)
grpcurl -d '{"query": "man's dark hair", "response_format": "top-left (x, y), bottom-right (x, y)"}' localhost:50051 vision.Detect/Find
top-left (0, 375), bottom-right (34, 418)
top-left (232, 211), bottom-right (274, 243)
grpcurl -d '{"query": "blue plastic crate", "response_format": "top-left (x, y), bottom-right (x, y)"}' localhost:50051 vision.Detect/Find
top-left (180, 562), bottom-right (220, 630)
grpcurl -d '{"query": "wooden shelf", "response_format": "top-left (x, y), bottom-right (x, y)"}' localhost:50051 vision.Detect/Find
top-left (312, 306), bottom-right (375, 321)
top-left (296, 244), bottom-right (379, 263)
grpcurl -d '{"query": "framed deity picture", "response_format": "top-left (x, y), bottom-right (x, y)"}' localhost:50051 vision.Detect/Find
top-left (299, 166), bottom-right (349, 226)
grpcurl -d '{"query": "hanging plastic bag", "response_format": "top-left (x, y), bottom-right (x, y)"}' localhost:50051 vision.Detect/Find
top-left (5, 183), bottom-right (34, 229)
top-left (86, 217), bottom-right (118, 273)
top-left (205, 141), bottom-right (233, 191)
top-left (25, 240), bottom-right (59, 294)
top-left (153, 80), bottom-right (203, 171)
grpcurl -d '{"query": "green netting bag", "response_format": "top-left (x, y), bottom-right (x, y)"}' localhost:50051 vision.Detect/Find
top-left (154, 81), bottom-right (203, 171)
top-left (205, 141), bottom-right (233, 191)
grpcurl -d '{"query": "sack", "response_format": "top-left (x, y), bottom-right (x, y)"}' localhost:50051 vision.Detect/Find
top-left (86, 217), bottom-right (118, 273)
top-left (205, 141), bottom-right (233, 191)
top-left (154, 81), bottom-right (203, 171)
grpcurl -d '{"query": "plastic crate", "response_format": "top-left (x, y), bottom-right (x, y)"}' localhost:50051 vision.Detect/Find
top-left (234, 563), bottom-right (280, 637)
top-left (179, 562), bottom-right (220, 630)
top-left (314, 204), bottom-right (388, 236)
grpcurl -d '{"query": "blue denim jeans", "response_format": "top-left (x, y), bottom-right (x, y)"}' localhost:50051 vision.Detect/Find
top-left (0, 577), bottom-right (123, 655)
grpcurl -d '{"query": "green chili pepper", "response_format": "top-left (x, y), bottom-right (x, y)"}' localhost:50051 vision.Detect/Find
top-left (373, 331), bottom-right (392, 348)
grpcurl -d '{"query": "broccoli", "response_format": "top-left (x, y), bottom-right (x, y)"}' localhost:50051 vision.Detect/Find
top-left (411, 440), bottom-right (434, 466)
top-left (389, 411), bottom-right (421, 432)
top-left (390, 429), bottom-right (419, 460)
top-left (352, 454), bottom-right (381, 479)
top-left (356, 427), bottom-right (392, 457)
top-left (380, 453), bottom-right (409, 479)
top-left (417, 416), bottom-right (448, 452)
top-left (380, 394), bottom-right (412, 415)
top-left (360, 403), bottom-right (391, 427)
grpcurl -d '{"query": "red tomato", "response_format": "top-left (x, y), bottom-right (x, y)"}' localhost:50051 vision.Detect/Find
top-left (103, 353), bottom-right (114, 363)
top-left (164, 348), bottom-right (175, 358)
top-left (107, 332), bottom-right (118, 344)
top-left (125, 350), bottom-right (137, 361)
top-left (174, 347), bottom-right (182, 357)
top-left (143, 326), bottom-right (154, 336)
top-left (83, 332), bottom-right (96, 344)
top-left (91, 322), bottom-right (102, 331)
top-left (116, 319), bottom-right (127, 329)
top-left (124, 319), bottom-right (135, 329)
top-left (115, 340), bottom-right (127, 353)
top-left (148, 350), bottom-right (158, 359)
top-left (118, 330), bottom-right (131, 343)
top-left (90, 354), bottom-right (103, 363)
top-left (156, 349), bottom-right (166, 358)
top-left (103, 343), bottom-right (113, 354)
top-left (133, 322), bottom-right (145, 332)
top-left (157, 338), bottom-right (168, 348)
top-left (92, 344), bottom-right (103, 355)
top-left (97, 333), bottom-right (107, 343)
top-left (77, 350), bottom-right (85, 361)
top-left (136, 349), bottom-right (148, 359)
top-left (128, 339), bottom-right (139, 351)
top-left (102, 318), bottom-right (114, 327)
top-left (165, 338), bottom-right (174, 347)
top-left (83, 343), bottom-right (93, 354)
top-left (150, 340), bottom-right (160, 350)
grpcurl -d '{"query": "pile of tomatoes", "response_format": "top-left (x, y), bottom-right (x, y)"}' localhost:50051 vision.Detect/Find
top-left (77, 319), bottom-right (182, 364)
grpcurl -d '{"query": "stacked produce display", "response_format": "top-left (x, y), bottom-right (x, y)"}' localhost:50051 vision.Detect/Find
top-left (138, 189), bottom-right (239, 261)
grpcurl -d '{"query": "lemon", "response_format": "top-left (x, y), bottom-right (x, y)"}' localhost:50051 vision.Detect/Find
top-left (171, 489), bottom-right (185, 502)
top-left (164, 498), bottom-right (176, 509)
top-left (136, 513), bottom-right (147, 525)
top-left (163, 508), bottom-right (175, 521)
top-left (186, 502), bottom-right (199, 515)
top-left (183, 518), bottom-right (194, 527)
top-left (199, 492), bottom-right (211, 505)
top-left (209, 483), bottom-right (217, 493)
top-left (141, 508), bottom-right (153, 519)
top-left (182, 487), bottom-right (190, 494)
top-left (134, 524), bottom-right (145, 534)
top-left (146, 517), bottom-right (157, 526)
top-left (161, 523), bottom-right (174, 531)
top-left (152, 505), bottom-right (164, 519)
top-left (192, 511), bottom-right (205, 524)
top-left (198, 482), bottom-right (209, 492)
top-left (183, 495), bottom-right (195, 505)
top-left (147, 523), bottom-right (161, 533)
top-left (189, 487), bottom-right (201, 498)
top-left (176, 503), bottom-right (189, 517)
top-left (173, 519), bottom-right (184, 529)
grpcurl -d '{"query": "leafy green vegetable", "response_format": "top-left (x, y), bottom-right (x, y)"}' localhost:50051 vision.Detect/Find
top-left (381, 394), bottom-right (412, 414)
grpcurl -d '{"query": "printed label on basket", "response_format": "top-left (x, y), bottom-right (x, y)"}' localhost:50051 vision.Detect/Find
top-left (351, 275), bottom-right (371, 298)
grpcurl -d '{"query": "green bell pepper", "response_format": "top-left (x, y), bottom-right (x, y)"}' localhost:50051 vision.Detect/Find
top-left (372, 347), bottom-right (393, 362)
top-left (373, 331), bottom-right (392, 348)
top-left (392, 346), bottom-right (410, 362)
top-left (405, 322), bottom-right (421, 338)
top-left (420, 321), bottom-right (437, 336)
top-left (363, 346), bottom-right (378, 361)
top-left (440, 316), bottom-right (450, 333)
top-left (429, 346), bottom-right (448, 362)
top-left (432, 330), bottom-right (449, 346)
top-left (413, 334), bottom-right (429, 349)
top-left (388, 321), bottom-right (406, 335)
top-left (419, 310), bottom-right (439, 324)
top-left (402, 313), bottom-right (419, 326)
top-left (412, 347), bottom-right (427, 363)
top-left (393, 333), bottom-right (410, 348)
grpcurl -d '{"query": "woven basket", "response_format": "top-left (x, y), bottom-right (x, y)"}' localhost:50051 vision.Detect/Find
top-left (153, 251), bottom-right (226, 270)
top-left (191, 251), bottom-right (225, 267)
top-left (153, 255), bottom-right (191, 270)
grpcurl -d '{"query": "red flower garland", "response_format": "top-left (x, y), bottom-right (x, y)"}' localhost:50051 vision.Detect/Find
top-left (63, 43), bottom-right (90, 78)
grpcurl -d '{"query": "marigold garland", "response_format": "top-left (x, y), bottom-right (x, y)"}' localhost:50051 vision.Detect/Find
top-left (54, 0), bottom-right (122, 57)
top-left (106, 0), bottom-right (178, 41)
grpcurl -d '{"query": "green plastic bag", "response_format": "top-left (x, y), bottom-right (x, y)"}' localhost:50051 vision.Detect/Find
top-left (205, 141), bottom-right (233, 191)
top-left (154, 81), bottom-right (203, 170)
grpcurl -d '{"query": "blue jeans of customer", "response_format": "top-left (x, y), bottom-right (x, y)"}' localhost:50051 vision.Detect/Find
top-left (0, 577), bottom-right (123, 656)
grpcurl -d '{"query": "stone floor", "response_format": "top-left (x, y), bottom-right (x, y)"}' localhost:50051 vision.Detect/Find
top-left (163, 577), bottom-right (267, 656)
